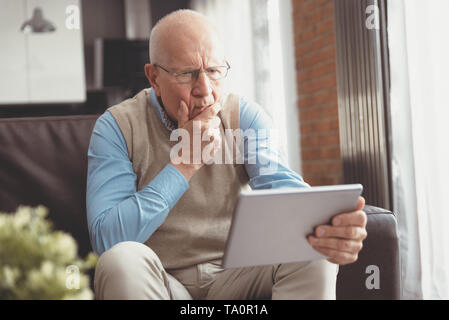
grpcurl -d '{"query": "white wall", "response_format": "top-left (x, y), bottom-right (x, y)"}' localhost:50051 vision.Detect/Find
top-left (0, 0), bottom-right (85, 104)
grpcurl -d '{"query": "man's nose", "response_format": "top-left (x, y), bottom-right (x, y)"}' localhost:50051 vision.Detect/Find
top-left (192, 71), bottom-right (212, 97)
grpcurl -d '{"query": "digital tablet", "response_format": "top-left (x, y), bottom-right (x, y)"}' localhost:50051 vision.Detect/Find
top-left (222, 184), bottom-right (363, 269)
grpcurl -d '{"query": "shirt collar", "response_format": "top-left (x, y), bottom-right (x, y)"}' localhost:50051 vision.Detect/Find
top-left (149, 88), bottom-right (177, 132)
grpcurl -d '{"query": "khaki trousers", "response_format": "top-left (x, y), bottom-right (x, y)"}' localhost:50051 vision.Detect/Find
top-left (94, 241), bottom-right (338, 300)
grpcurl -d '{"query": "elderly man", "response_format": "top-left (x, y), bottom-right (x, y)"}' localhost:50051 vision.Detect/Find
top-left (87, 9), bottom-right (367, 300)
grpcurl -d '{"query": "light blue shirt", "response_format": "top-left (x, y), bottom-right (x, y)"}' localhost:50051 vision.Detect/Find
top-left (87, 88), bottom-right (309, 255)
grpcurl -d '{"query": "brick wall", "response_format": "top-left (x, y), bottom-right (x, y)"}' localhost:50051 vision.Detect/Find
top-left (292, 0), bottom-right (343, 186)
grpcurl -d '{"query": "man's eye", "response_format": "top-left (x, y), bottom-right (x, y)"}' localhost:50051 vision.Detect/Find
top-left (207, 68), bottom-right (219, 73)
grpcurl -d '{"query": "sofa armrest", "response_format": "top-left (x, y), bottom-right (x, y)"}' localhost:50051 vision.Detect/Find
top-left (336, 205), bottom-right (401, 300)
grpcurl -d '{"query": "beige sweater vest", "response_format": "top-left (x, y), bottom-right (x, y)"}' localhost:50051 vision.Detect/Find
top-left (108, 89), bottom-right (250, 269)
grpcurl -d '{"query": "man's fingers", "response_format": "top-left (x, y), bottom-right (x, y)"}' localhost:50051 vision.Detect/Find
top-left (210, 116), bottom-right (221, 129)
top-left (332, 209), bottom-right (367, 228)
top-left (311, 246), bottom-right (358, 265)
top-left (357, 196), bottom-right (365, 210)
top-left (307, 199), bottom-right (366, 266)
top-left (191, 103), bottom-right (222, 132)
top-left (191, 115), bottom-right (221, 132)
top-left (194, 103), bottom-right (222, 121)
top-left (210, 103), bottom-right (222, 116)
top-left (314, 225), bottom-right (367, 241)
top-left (308, 236), bottom-right (363, 254)
top-left (177, 100), bottom-right (190, 128)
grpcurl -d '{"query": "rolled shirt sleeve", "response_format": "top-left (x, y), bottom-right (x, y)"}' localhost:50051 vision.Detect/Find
top-left (239, 97), bottom-right (310, 190)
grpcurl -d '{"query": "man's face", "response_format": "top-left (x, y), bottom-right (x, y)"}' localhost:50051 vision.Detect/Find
top-left (146, 32), bottom-right (226, 122)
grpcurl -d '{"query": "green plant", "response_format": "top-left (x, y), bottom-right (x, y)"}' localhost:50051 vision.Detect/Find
top-left (0, 206), bottom-right (98, 299)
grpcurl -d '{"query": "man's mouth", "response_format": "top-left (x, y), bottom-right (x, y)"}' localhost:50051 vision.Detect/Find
top-left (189, 103), bottom-right (214, 119)
top-left (194, 104), bottom-right (212, 113)
top-left (197, 105), bottom-right (209, 112)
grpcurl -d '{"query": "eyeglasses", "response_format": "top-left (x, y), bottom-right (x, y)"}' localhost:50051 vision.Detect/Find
top-left (153, 61), bottom-right (231, 84)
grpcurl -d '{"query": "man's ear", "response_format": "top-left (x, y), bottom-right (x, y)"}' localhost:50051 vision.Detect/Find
top-left (145, 64), bottom-right (161, 96)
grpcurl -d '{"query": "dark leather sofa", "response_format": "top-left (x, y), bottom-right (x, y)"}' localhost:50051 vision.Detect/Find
top-left (0, 114), bottom-right (401, 299)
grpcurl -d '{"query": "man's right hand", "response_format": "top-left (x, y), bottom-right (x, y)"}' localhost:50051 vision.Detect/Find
top-left (170, 100), bottom-right (222, 181)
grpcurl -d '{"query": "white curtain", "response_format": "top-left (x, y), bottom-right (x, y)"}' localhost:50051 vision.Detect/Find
top-left (388, 0), bottom-right (449, 299)
top-left (191, 0), bottom-right (301, 173)
top-left (191, 0), bottom-right (257, 103)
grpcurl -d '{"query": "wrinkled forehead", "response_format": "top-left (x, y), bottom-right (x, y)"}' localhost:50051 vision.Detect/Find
top-left (162, 23), bottom-right (226, 69)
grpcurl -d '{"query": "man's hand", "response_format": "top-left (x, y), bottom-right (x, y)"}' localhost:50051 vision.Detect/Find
top-left (307, 196), bottom-right (367, 265)
top-left (170, 100), bottom-right (222, 181)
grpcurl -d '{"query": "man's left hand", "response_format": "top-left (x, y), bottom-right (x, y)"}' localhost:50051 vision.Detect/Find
top-left (307, 196), bottom-right (367, 265)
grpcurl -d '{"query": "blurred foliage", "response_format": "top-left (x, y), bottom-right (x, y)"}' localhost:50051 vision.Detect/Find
top-left (0, 206), bottom-right (98, 299)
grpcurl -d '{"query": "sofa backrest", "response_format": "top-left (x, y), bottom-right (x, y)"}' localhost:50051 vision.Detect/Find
top-left (0, 114), bottom-right (100, 258)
